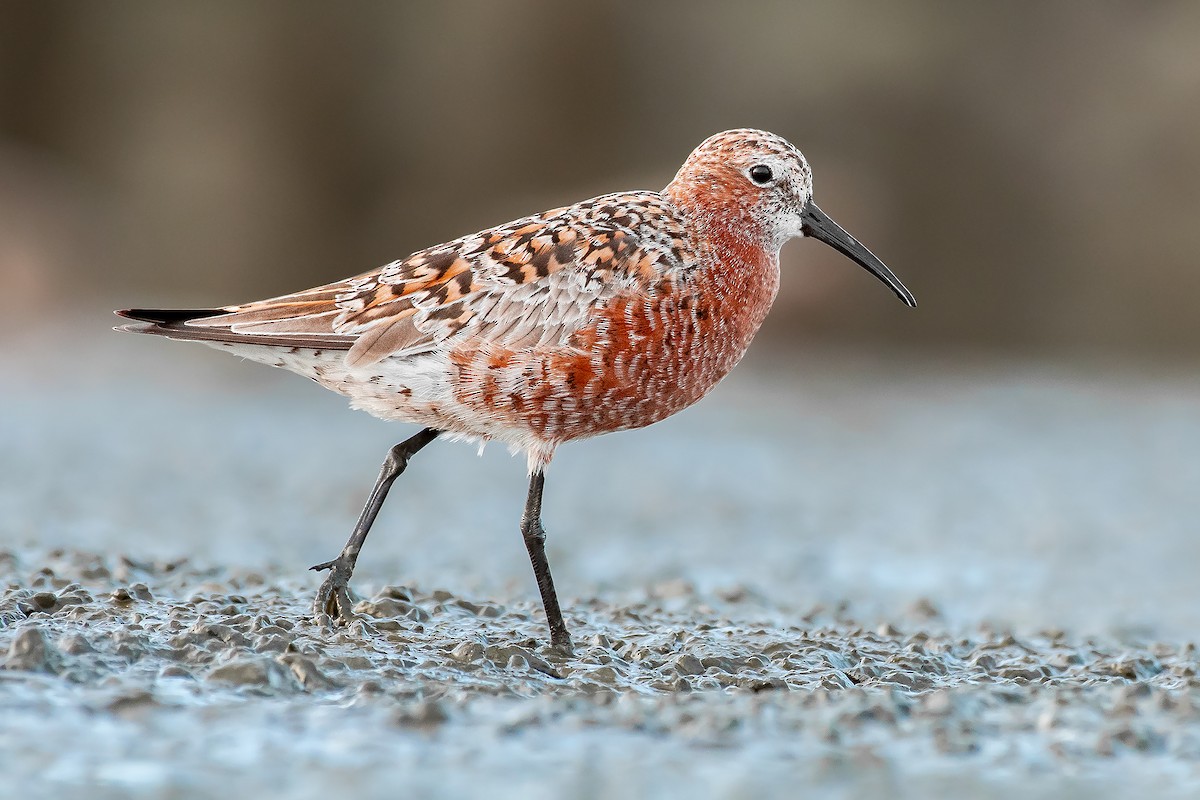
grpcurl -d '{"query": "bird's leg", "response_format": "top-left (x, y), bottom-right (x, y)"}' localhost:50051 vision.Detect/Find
top-left (520, 470), bottom-right (572, 653)
top-left (310, 427), bottom-right (439, 622)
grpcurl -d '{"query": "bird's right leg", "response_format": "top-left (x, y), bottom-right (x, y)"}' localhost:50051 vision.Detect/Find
top-left (520, 470), bottom-right (573, 653)
top-left (310, 427), bottom-right (439, 622)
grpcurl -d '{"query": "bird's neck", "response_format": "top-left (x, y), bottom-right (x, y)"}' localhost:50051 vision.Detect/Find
top-left (664, 185), bottom-right (781, 348)
top-left (702, 232), bottom-right (781, 357)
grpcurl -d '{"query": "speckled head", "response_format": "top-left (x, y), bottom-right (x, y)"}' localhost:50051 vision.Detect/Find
top-left (666, 129), bottom-right (916, 307)
top-left (665, 129), bottom-right (813, 249)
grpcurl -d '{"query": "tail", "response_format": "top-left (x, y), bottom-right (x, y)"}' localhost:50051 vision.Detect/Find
top-left (113, 307), bottom-right (353, 350)
top-left (117, 308), bottom-right (228, 325)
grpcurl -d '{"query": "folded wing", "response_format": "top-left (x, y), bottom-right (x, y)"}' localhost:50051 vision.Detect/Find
top-left (118, 192), bottom-right (694, 368)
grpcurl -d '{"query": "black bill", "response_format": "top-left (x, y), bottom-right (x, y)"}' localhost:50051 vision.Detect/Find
top-left (800, 201), bottom-right (916, 308)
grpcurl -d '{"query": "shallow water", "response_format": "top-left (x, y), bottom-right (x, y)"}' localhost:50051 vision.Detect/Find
top-left (3, 333), bottom-right (1200, 797)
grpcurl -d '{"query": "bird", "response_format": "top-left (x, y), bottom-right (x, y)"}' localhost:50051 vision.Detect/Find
top-left (116, 128), bottom-right (915, 653)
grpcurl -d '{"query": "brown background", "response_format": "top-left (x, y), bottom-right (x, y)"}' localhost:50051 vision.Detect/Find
top-left (2, 1), bottom-right (1198, 361)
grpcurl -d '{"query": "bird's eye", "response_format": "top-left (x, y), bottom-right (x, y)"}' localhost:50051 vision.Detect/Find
top-left (749, 164), bottom-right (773, 185)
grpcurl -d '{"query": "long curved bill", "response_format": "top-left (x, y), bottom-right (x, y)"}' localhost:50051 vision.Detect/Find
top-left (800, 201), bottom-right (916, 308)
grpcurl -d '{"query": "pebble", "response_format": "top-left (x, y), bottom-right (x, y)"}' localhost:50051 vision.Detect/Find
top-left (277, 653), bottom-right (335, 690)
top-left (2, 625), bottom-right (60, 673)
top-left (354, 597), bottom-right (430, 622)
top-left (205, 657), bottom-right (292, 689)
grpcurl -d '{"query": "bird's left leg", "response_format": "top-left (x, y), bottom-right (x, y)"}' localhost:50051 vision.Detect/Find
top-left (310, 427), bottom-right (439, 622)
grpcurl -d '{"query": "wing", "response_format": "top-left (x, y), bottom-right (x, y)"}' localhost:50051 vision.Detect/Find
top-left (129, 192), bottom-right (697, 368)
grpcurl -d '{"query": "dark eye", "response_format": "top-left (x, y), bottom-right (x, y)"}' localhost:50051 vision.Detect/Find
top-left (749, 164), bottom-right (773, 184)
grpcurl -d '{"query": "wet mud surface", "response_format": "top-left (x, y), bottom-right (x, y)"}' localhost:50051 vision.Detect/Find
top-left (3, 336), bottom-right (1200, 797)
top-left (6, 548), bottom-right (1200, 799)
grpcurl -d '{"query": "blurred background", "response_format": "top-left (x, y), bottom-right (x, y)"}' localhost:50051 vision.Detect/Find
top-left (2, 0), bottom-right (1198, 359)
top-left (2, 1), bottom-right (1200, 642)
top-left (6, 7), bottom-right (1200, 790)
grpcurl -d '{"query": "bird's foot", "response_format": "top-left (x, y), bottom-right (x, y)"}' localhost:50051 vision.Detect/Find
top-left (547, 631), bottom-right (574, 659)
top-left (310, 556), bottom-right (356, 624)
top-left (546, 640), bottom-right (574, 659)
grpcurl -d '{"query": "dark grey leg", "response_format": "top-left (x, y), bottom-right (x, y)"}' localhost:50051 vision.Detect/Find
top-left (311, 427), bottom-right (439, 621)
top-left (521, 470), bottom-right (572, 651)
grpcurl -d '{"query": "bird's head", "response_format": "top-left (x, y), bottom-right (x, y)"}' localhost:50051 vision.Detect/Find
top-left (666, 129), bottom-right (915, 308)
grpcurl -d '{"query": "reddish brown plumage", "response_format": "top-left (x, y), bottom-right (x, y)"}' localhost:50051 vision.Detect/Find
top-left (445, 233), bottom-right (775, 447)
top-left (117, 129), bottom-right (912, 471)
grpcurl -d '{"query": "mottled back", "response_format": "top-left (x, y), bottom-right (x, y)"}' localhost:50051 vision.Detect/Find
top-left (183, 192), bottom-right (702, 368)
